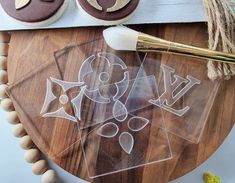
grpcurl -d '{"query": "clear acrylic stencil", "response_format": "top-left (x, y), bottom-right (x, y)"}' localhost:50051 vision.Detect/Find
top-left (141, 53), bottom-right (220, 143)
top-left (79, 111), bottom-right (172, 178)
top-left (52, 39), bottom-right (219, 177)
top-left (53, 39), bottom-right (172, 178)
top-left (7, 61), bottom-right (81, 158)
top-left (54, 40), bottom-right (146, 129)
top-left (78, 78), bottom-right (172, 178)
top-left (7, 37), bottom-right (219, 179)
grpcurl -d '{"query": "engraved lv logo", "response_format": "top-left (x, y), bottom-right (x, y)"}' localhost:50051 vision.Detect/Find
top-left (149, 64), bottom-right (201, 116)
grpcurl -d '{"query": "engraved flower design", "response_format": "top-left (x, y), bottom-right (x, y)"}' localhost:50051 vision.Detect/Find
top-left (78, 52), bottom-right (129, 104)
top-left (41, 52), bottom-right (129, 123)
top-left (40, 77), bottom-right (85, 122)
top-left (97, 116), bottom-right (149, 154)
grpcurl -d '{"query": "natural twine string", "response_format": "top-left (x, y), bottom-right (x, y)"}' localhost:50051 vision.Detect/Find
top-left (203, 0), bottom-right (235, 80)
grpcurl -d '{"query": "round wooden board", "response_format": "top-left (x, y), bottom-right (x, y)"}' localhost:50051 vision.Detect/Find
top-left (7, 24), bottom-right (235, 183)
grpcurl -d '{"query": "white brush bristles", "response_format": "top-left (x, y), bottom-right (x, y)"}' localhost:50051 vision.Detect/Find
top-left (103, 26), bottom-right (139, 51)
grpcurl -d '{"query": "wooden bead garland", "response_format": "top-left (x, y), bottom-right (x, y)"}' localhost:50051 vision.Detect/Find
top-left (0, 70), bottom-right (8, 84)
top-left (0, 84), bottom-right (8, 99)
top-left (0, 43), bottom-right (9, 56)
top-left (32, 160), bottom-right (48, 175)
top-left (1, 98), bottom-right (14, 111)
top-left (24, 148), bottom-right (41, 163)
top-left (20, 135), bottom-right (34, 149)
top-left (12, 123), bottom-right (27, 137)
top-left (0, 32), bottom-right (60, 183)
top-left (41, 170), bottom-right (57, 183)
top-left (0, 32), bottom-right (10, 43)
top-left (6, 111), bottom-right (20, 124)
top-left (0, 56), bottom-right (7, 70)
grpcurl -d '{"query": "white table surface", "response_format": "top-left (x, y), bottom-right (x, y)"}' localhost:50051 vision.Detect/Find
top-left (1, 109), bottom-right (235, 183)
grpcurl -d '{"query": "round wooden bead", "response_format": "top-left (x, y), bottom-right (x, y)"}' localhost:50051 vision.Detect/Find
top-left (32, 160), bottom-right (48, 175)
top-left (12, 123), bottom-right (26, 137)
top-left (20, 135), bottom-right (34, 150)
top-left (0, 56), bottom-right (7, 70)
top-left (0, 32), bottom-right (10, 43)
top-left (24, 149), bottom-right (41, 163)
top-left (0, 84), bottom-right (8, 99)
top-left (6, 111), bottom-right (20, 124)
top-left (41, 170), bottom-right (57, 183)
top-left (0, 43), bottom-right (9, 56)
top-left (0, 70), bottom-right (8, 84)
top-left (1, 98), bottom-right (14, 111)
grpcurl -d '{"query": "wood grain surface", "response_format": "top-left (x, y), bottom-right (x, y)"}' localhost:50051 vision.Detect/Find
top-left (7, 23), bottom-right (235, 183)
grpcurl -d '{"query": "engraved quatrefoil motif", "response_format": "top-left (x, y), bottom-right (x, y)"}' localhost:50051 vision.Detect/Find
top-left (40, 77), bottom-right (85, 122)
top-left (41, 52), bottom-right (129, 124)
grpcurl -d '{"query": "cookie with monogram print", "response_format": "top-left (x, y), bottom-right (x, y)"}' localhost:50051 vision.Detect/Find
top-left (77, 0), bottom-right (140, 25)
top-left (0, 0), bottom-right (69, 26)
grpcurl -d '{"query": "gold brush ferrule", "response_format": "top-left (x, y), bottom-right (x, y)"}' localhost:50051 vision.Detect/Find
top-left (137, 33), bottom-right (235, 64)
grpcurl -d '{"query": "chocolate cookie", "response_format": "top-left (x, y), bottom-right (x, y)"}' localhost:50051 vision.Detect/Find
top-left (0, 0), bottom-right (68, 26)
top-left (77, 0), bottom-right (140, 25)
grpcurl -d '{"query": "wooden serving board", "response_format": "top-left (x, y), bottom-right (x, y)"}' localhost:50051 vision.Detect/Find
top-left (7, 24), bottom-right (235, 183)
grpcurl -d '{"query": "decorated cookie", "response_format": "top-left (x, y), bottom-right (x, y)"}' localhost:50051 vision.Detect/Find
top-left (0, 0), bottom-right (69, 27)
top-left (77, 0), bottom-right (140, 25)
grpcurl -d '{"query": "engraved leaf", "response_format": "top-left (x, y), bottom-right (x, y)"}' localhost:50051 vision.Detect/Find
top-left (15, 0), bottom-right (31, 10)
top-left (119, 132), bottom-right (134, 154)
top-left (107, 0), bottom-right (131, 12)
top-left (97, 122), bottom-right (119, 138)
top-left (128, 117), bottom-right (149, 132)
top-left (112, 100), bottom-right (128, 122)
top-left (87, 0), bottom-right (102, 11)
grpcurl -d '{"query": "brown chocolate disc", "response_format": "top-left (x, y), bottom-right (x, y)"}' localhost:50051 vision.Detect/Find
top-left (78, 0), bottom-right (140, 21)
top-left (0, 0), bottom-right (65, 22)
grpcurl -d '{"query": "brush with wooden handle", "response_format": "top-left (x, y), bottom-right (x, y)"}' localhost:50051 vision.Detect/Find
top-left (103, 26), bottom-right (235, 64)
